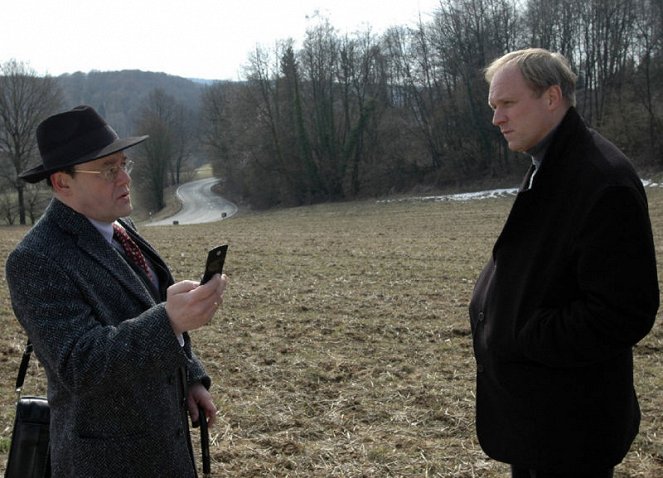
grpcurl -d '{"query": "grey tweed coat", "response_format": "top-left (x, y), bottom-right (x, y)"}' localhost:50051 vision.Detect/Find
top-left (6, 198), bottom-right (210, 478)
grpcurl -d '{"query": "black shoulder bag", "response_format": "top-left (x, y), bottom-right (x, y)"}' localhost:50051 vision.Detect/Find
top-left (4, 341), bottom-right (51, 478)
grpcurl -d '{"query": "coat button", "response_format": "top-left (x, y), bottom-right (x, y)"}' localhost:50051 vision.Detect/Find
top-left (478, 311), bottom-right (485, 322)
top-left (477, 363), bottom-right (485, 373)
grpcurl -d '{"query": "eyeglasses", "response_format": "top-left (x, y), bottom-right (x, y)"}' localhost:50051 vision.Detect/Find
top-left (74, 160), bottom-right (134, 182)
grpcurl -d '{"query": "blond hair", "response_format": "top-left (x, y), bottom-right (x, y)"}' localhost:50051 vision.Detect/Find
top-left (484, 48), bottom-right (578, 106)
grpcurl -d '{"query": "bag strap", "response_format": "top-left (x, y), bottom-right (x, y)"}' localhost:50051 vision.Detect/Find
top-left (14, 340), bottom-right (33, 397)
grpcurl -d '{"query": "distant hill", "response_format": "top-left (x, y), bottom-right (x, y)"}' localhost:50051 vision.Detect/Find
top-left (56, 70), bottom-right (208, 136)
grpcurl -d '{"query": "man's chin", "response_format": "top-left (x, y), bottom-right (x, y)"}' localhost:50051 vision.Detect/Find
top-left (119, 200), bottom-right (133, 217)
top-left (508, 141), bottom-right (526, 153)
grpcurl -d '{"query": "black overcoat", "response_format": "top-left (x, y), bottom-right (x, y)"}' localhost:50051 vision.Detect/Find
top-left (469, 108), bottom-right (659, 472)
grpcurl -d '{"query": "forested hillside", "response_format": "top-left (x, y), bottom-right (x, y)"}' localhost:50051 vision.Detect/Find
top-left (56, 70), bottom-right (205, 137)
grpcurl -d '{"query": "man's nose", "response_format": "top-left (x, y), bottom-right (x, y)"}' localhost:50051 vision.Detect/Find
top-left (117, 168), bottom-right (131, 185)
top-left (492, 108), bottom-right (505, 126)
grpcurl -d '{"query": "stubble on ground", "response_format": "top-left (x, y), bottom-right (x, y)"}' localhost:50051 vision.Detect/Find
top-left (0, 190), bottom-right (661, 477)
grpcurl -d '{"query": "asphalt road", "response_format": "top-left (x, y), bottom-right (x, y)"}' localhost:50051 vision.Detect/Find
top-left (146, 177), bottom-right (237, 226)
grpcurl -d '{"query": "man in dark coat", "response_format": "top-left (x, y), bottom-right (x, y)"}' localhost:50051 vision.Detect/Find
top-left (6, 105), bottom-right (228, 477)
top-left (469, 49), bottom-right (659, 477)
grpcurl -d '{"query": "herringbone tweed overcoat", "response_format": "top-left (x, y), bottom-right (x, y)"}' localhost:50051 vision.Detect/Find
top-left (6, 198), bottom-right (210, 477)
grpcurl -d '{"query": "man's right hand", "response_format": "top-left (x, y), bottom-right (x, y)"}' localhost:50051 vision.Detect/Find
top-left (165, 274), bottom-right (227, 335)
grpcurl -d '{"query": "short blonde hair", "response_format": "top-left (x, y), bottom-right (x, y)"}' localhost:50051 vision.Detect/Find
top-left (484, 48), bottom-right (578, 106)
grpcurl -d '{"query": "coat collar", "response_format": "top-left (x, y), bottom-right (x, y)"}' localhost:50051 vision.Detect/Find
top-left (532, 107), bottom-right (589, 189)
top-left (44, 199), bottom-right (159, 308)
top-left (493, 108), bottom-right (590, 258)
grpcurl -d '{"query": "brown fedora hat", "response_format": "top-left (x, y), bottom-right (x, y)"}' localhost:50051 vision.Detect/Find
top-left (20, 105), bottom-right (148, 183)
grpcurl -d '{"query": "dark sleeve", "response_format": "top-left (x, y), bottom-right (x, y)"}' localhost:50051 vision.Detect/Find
top-left (183, 334), bottom-right (212, 390)
top-left (517, 186), bottom-right (659, 367)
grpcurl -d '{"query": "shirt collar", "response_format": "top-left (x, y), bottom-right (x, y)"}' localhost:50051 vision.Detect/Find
top-left (87, 218), bottom-right (115, 244)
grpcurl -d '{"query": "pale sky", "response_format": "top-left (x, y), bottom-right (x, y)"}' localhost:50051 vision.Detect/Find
top-left (2, 0), bottom-right (439, 81)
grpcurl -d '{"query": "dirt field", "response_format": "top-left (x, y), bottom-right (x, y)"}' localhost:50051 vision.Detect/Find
top-left (0, 189), bottom-right (661, 477)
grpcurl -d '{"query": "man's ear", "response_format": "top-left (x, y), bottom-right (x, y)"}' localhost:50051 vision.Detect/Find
top-left (51, 172), bottom-right (70, 194)
top-left (546, 85), bottom-right (563, 109)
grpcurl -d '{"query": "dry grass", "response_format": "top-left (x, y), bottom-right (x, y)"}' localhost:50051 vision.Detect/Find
top-left (0, 189), bottom-right (661, 477)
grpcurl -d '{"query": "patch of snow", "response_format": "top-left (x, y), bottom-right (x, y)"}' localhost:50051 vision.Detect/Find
top-left (380, 179), bottom-right (659, 204)
top-left (378, 187), bottom-right (518, 204)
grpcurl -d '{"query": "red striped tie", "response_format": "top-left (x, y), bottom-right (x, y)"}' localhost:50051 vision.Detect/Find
top-left (113, 224), bottom-right (152, 279)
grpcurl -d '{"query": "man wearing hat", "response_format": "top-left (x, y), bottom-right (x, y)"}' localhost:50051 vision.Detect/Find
top-left (6, 105), bottom-right (227, 477)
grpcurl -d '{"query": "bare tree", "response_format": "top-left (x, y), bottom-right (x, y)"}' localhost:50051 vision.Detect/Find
top-left (251, 42), bottom-right (304, 200)
top-left (300, 19), bottom-right (345, 200)
top-left (202, 82), bottom-right (233, 182)
top-left (336, 30), bottom-right (389, 196)
top-left (133, 88), bottom-right (189, 212)
top-left (279, 43), bottom-right (321, 202)
top-left (418, 0), bottom-right (520, 179)
top-left (201, 80), bottom-right (252, 200)
top-left (240, 43), bottom-right (297, 206)
top-left (525, 0), bottom-right (579, 59)
top-left (576, 0), bottom-right (636, 125)
top-left (632, 0), bottom-right (663, 165)
top-left (0, 59), bottom-right (62, 224)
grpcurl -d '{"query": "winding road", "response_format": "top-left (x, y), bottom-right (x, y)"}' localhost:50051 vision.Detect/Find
top-left (148, 178), bottom-right (660, 225)
top-left (146, 177), bottom-right (237, 226)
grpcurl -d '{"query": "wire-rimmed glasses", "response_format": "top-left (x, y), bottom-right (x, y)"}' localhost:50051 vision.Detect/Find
top-left (74, 160), bottom-right (134, 182)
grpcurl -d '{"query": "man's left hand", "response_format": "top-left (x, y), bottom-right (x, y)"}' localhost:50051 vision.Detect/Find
top-left (188, 382), bottom-right (217, 427)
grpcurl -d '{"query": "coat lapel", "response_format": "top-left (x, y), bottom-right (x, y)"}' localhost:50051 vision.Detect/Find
top-left (48, 200), bottom-right (158, 308)
top-left (118, 218), bottom-right (174, 299)
top-left (492, 108), bottom-right (586, 259)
